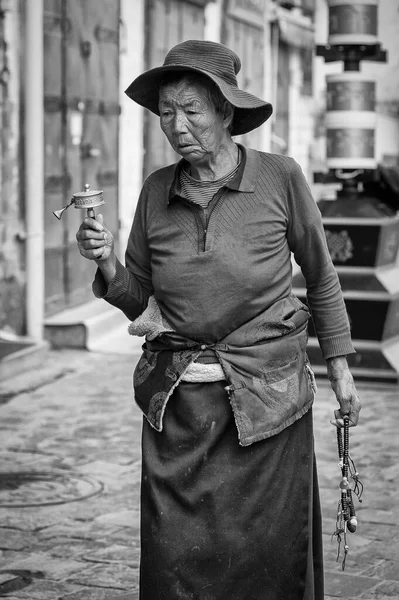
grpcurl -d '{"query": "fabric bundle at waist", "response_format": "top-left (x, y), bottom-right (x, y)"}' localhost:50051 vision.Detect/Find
top-left (129, 295), bottom-right (312, 384)
top-left (195, 349), bottom-right (219, 364)
top-left (145, 341), bottom-right (225, 382)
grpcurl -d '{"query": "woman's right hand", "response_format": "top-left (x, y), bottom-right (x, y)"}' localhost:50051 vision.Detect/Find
top-left (76, 213), bottom-right (114, 263)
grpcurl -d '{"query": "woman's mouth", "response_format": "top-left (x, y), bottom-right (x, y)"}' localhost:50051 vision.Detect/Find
top-left (177, 143), bottom-right (200, 154)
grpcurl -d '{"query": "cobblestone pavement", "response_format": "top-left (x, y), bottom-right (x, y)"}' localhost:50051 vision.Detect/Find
top-left (0, 345), bottom-right (398, 599)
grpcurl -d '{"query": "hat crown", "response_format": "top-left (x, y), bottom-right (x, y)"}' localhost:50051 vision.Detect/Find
top-left (163, 40), bottom-right (241, 87)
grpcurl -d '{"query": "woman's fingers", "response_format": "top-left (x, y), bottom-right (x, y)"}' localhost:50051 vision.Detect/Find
top-left (328, 366), bottom-right (361, 429)
top-left (330, 390), bottom-right (361, 428)
top-left (331, 409), bottom-right (355, 428)
top-left (79, 229), bottom-right (106, 243)
top-left (77, 230), bottom-right (105, 251)
top-left (76, 215), bottom-right (112, 261)
top-left (84, 238), bottom-right (106, 249)
top-left (77, 226), bottom-right (105, 259)
top-left (83, 216), bottom-right (104, 232)
top-left (77, 223), bottom-right (104, 238)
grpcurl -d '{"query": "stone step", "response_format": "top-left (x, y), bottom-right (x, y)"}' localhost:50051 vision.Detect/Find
top-left (44, 300), bottom-right (133, 349)
top-left (0, 337), bottom-right (49, 382)
top-left (45, 299), bottom-right (144, 356)
top-left (87, 322), bottom-right (144, 356)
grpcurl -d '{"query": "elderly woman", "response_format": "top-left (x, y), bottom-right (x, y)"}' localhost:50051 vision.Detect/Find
top-left (76, 40), bottom-right (361, 600)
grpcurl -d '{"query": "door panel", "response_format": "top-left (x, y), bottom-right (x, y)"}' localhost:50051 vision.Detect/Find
top-left (44, 1), bottom-right (67, 313)
top-left (143, 0), bottom-right (206, 179)
top-left (44, 0), bottom-right (120, 315)
top-left (223, 1), bottom-right (265, 150)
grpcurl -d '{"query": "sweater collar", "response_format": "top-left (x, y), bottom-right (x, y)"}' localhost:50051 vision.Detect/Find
top-left (168, 144), bottom-right (259, 204)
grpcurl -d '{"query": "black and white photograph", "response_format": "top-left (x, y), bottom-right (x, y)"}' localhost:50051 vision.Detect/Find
top-left (0, 0), bottom-right (398, 598)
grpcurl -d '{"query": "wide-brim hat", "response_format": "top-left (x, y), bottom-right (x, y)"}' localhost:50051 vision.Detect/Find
top-left (125, 39), bottom-right (273, 137)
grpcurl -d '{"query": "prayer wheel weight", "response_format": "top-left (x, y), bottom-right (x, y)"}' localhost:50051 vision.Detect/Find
top-left (53, 183), bottom-right (104, 220)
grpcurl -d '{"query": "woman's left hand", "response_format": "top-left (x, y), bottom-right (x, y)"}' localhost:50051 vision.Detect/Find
top-left (326, 356), bottom-right (361, 428)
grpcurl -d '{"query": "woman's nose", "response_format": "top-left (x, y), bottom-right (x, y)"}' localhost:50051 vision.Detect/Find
top-left (173, 112), bottom-right (189, 133)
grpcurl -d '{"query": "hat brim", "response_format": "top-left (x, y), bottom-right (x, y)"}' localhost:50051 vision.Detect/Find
top-left (125, 65), bottom-right (273, 136)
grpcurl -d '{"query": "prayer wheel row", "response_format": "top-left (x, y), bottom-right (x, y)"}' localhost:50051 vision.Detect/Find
top-left (325, 0), bottom-right (379, 170)
top-left (299, 0), bottom-right (399, 382)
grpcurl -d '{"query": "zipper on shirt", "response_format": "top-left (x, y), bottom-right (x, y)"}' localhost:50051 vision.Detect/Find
top-left (201, 188), bottom-right (227, 252)
top-left (191, 204), bottom-right (209, 252)
top-left (202, 207), bottom-right (209, 251)
top-left (183, 188), bottom-right (227, 253)
top-left (199, 215), bottom-right (207, 252)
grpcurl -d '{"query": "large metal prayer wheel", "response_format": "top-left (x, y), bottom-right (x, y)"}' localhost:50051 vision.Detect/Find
top-left (326, 73), bottom-right (376, 170)
top-left (327, 0), bottom-right (378, 46)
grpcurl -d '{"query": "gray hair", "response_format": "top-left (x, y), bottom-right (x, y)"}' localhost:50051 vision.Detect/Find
top-left (159, 71), bottom-right (235, 132)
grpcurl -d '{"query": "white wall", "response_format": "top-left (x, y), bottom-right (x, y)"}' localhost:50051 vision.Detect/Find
top-left (288, 50), bottom-right (315, 180)
top-left (204, 0), bottom-right (222, 42)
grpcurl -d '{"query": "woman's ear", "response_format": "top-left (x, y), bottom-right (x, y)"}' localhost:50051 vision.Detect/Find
top-left (223, 101), bottom-right (235, 131)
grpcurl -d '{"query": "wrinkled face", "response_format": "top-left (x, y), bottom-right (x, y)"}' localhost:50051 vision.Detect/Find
top-left (158, 80), bottom-right (228, 166)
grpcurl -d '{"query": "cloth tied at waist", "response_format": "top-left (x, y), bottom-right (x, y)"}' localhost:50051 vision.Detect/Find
top-left (128, 296), bottom-right (226, 381)
top-left (129, 294), bottom-right (315, 446)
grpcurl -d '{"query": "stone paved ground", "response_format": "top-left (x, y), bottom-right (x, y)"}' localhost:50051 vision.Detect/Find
top-left (0, 345), bottom-right (398, 599)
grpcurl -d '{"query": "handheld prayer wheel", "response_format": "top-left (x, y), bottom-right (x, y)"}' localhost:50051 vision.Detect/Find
top-left (53, 184), bottom-right (104, 220)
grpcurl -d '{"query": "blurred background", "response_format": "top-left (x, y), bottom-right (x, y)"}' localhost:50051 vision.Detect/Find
top-left (0, 0), bottom-right (398, 382)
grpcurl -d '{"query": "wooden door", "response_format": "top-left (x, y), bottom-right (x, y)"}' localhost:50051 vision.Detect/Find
top-left (223, 0), bottom-right (265, 150)
top-left (143, 0), bottom-right (207, 179)
top-left (44, 0), bottom-right (120, 315)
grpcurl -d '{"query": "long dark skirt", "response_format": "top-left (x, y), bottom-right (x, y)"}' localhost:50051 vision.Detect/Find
top-left (139, 381), bottom-right (324, 600)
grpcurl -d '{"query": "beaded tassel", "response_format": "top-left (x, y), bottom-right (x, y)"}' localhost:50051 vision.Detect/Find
top-left (331, 415), bottom-right (363, 570)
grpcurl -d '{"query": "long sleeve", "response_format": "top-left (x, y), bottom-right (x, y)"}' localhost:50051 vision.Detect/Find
top-left (286, 160), bottom-right (355, 359)
top-left (92, 184), bottom-right (153, 321)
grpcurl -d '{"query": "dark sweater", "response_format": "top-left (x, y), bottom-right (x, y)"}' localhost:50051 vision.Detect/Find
top-left (94, 146), bottom-right (354, 360)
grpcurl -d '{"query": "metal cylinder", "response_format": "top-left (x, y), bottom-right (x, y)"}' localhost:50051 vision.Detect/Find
top-left (327, 73), bottom-right (375, 112)
top-left (72, 188), bottom-right (104, 210)
top-left (327, 0), bottom-right (378, 46)
top-left (326, 72), bottom-right (376, 170)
